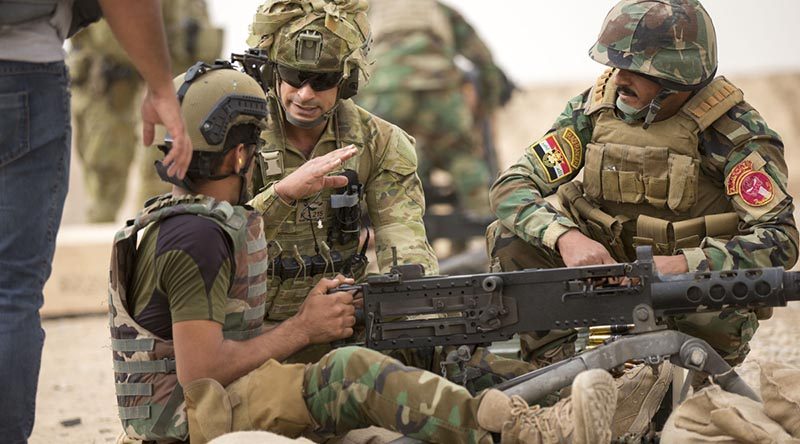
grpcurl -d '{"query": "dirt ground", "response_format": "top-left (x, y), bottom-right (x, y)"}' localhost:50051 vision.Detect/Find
top-left (31, 72), bottom-right (800, 442)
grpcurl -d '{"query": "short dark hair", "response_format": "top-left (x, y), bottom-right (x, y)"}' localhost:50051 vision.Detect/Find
top-left (186, 123), bottom-right (262, 182)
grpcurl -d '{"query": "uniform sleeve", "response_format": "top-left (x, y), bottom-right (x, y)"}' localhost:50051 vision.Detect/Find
top-left (682, 105), bottom-right (799, 271)
top-left (366, 126), bottom-right (439, 275)
top-left (248, 182), bottom-right (297, 240)
top-left (154, 215), bottom-right (234, 325)
top-left (441, 3), bottom-right (504, 113)
top-left (489, 90), bottom-right (595, 250)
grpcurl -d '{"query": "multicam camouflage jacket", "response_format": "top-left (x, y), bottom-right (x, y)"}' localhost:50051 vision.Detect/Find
top-left (249, 98), bottom-right (438, 322)
top-left (490, 69), bottom-right (799, 272)
top-left (109, 194), bottom-right (267, 442)
top-left (361, 0), bottom-right (505, 113)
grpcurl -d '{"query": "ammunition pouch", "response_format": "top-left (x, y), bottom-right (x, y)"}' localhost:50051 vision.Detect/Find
top-left (557, 181), bottom-right (630, 261)
top-left (264, 250), bottom-right (367, 321)
top-left (634, 212), bottom-right (740, 256)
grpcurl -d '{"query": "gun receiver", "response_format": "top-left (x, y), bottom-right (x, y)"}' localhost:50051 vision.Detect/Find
top-left (360, 247), bottom-right (800, 351)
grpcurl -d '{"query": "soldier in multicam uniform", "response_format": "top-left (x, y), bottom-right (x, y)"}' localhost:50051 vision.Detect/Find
top-left (487, 0), bottom-right (798, 371)
top-left (108, 58), bottom-right (620, 444)
top-left (68, 0), bottom-right (222, 222)
top-left (246, 0), bottom-right (440, 363)
top-left (355, 0), bottom-right (506, 218)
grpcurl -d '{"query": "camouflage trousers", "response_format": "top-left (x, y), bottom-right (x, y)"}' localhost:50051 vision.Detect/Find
top-left (184, 346), bottom-right (493, 444)
top-left (72, 73), bottom-right (169, 222)
top-left (356, 88), bottom-right (491, 216)
top-left (485, 220), bottom-right (758, 367)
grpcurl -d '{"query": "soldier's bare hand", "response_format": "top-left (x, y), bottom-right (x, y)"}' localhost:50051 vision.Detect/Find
top-left (294, 275), bottom-right (357, 344)
top-left (274, 145), bottom-right (359, 202)
top-left (557, 229), bottom-right (617, 267)
top-left (141, 86), bottom-right (192, 179)
top-left (653, 255), bottom-right (689, 275)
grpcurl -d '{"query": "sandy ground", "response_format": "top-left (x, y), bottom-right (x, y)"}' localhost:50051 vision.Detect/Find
top-left (31, 72), bottom-right (800, 442)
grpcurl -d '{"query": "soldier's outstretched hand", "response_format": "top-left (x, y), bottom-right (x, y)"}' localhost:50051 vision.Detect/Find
top-left (274, 145), bottom-right (359, 202)
top-left (141, 86), bottom-right (192, 179)
top-left (556, 229), bottom-right (617, 267)
top-left (294, 275), bottom-right (357, 344)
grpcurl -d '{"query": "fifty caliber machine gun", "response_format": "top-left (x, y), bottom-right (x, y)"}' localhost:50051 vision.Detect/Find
top-left (343, 246), bottom-right (800, 405)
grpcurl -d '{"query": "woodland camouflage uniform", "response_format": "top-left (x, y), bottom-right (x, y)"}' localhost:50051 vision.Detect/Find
top-left (355, 0), bottom-right (505, 216)
top-left (487, 0), bottom-right (798, 367)
top-left (68, 0), bottom-right (222, 222)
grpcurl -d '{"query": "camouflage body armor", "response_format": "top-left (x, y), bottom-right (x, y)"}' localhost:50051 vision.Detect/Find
top-left (559, 69), bottom-right (744, 261)
top-left (108, 194), bottom-right (267, 442)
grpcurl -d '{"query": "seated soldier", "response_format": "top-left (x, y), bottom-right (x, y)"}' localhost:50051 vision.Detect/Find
top-left (108, 62), bottom-right (618, 444)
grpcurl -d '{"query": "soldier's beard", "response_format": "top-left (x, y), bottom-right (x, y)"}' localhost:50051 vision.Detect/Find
top-left (616, 96), bottom-right (649, 123)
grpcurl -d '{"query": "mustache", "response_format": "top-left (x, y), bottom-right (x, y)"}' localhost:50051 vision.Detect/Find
top-left (617, 86), bottom-right (638, 97)
top-left (290, 96), bottom-right (322, 108)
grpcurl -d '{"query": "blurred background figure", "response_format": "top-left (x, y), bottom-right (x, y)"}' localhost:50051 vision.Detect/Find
top-left (68, 0), bottom-right (223, 222)
top-left (356, 0), bottom-right (515, 253)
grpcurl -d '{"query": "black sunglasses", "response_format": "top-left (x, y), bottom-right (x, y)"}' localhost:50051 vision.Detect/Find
top-left (276, 65), bottom-right (343, 91)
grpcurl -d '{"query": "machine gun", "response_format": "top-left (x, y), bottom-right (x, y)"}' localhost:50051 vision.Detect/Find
top-left (343, 246), bottom-right (800, 405)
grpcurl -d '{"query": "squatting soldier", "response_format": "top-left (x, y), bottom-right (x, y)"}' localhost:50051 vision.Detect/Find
top-left (487, 0), bottom-right (798, 368)
top-left (69, 0), bottom-right (222, 222)
top-left (356, 0), bottom-right (507, 218)
top-left (246, 0), bottom-right (438, 361)
top-left (108, 62), bottom-right (619, 444)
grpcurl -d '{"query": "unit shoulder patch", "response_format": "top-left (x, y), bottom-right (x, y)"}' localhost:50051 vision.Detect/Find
top-left (561, 127), bottom-right (583, 169)
top-left (738, 171), bottom-right (774, 207)
top-left (725, 152), bottom-right (767, 195)
top-left (529, 134), bottom-right (573, 183)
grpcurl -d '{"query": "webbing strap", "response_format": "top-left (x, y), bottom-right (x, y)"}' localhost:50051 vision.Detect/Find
top-left (243, 303), bottom-right (266, 321)
top-left (115, 383), bottom-right (154, 397)
top-left (150, 385), bottom-right (185, 436)
top-left (223, 328), bottom-right (262, 341)
top-left (114, 359), bottom-right (176, 374)
top-left (119, 405), bottom-right (151, 420)
top-left (111, 338), bottom-right (155, 352)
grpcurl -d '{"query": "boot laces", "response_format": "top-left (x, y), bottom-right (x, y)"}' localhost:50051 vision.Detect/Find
top-left (509, 395), bottom-right (573, 442)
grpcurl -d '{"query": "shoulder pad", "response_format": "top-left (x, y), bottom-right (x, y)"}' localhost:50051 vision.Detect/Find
top-left (584, 69), bottom-right (616, 116)
top-left (682, 77), bottom-right (744, 131)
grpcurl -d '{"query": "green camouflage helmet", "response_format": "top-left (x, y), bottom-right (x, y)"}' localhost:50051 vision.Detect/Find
top-left (589, 0), bottom-right (717, 90)
top-left (247, 0), bottom-right (371, 80)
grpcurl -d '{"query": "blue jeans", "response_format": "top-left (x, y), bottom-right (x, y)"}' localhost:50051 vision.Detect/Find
top-left (0, 60), bottom-right (71, 443)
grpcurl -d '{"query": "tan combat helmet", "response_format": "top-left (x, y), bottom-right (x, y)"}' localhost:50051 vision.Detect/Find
top-left (588, 0), bottom-right (718, 127)
top-left (156, 61), bottom-right (268, 198)
top-left (247, 0), bottom-right (371, 128)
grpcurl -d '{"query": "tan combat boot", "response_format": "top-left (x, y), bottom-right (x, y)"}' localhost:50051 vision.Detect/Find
top-left (477, 369), bottom-right (617, 444)
top-left (611, 362), bottom-right (673, 441)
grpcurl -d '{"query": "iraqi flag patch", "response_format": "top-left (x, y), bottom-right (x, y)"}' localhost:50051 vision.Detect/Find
top-left (531, 134), bottom-right (572, 182)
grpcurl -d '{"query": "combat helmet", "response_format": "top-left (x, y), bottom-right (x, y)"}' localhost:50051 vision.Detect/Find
top-left (589, 0), bottom-right (718, 126)
top-left (247, 0), bottom-right (371, 125)
top-left (156, 61), bottom-right (268, 201)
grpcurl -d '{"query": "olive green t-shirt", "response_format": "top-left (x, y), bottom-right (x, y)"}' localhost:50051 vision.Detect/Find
top-left (129, 214), bottom-right (233, 339)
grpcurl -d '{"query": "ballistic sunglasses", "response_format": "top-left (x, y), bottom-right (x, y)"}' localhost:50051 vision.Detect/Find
top-left (277, 64), bottom-right (343, 91)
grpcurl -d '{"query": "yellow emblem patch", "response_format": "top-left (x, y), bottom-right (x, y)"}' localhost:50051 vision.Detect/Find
top-left (561, 127), bottom-right (583, 169)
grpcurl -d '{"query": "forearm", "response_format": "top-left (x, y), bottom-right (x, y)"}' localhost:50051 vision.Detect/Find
top-left (490, 170), bottom-right (577, 249)
top-left (374, 221), bottom-right (439, 274)
top-left (367, 171), bottom-right (438, 274)
top-left (176, 317), bottom-right (310, 387)
top-left (98, 0), bottom-right (173, 94)
top-left (683, 224), bottom-right (799, 272)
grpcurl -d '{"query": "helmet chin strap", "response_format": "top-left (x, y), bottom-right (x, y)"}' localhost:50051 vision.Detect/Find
top-left (642, 89), bottom-right (676, 130)
top-left (616, 89), bottom-right (676, 129)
